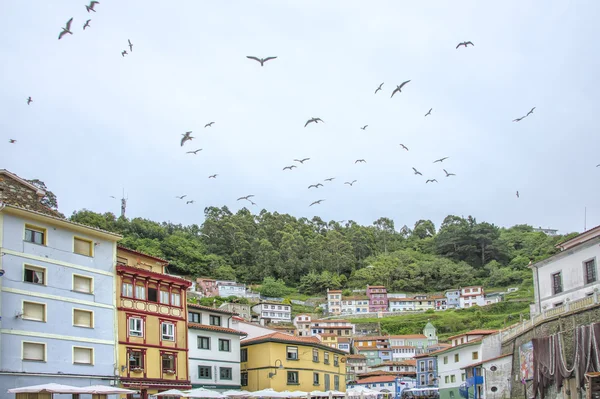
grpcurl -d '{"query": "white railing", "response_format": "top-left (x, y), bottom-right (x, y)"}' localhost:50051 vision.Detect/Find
top-left (501, 292), bottom-right (599, 342)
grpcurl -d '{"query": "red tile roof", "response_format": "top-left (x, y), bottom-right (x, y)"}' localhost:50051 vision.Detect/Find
top-left (188, 302), bottom-right (237, 314)
top-left (356, 374), bottom-right (415, 384)
top-left (377, 360), bottom-right (417, 367)
top-left (353, 336), bottom-right (390, 341)
top-left (447, 330), bottom-right (498, 341)
top-left (188, 323), bottom-right (247, 336)
top-left (346, 354), bottom-right (367, 359)
top-left (318, 333), bottom-right (338, 337)
top-left (240, 332), bottom-right (347, 354)
top-left (118, 246), bottom-right (169, 264)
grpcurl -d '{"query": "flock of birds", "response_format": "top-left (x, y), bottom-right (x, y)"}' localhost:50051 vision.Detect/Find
top-left (9, 5), bottom-right (552, 211)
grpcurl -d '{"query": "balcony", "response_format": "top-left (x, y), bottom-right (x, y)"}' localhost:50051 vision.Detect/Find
top-left (120, 297), bottom-right (184, 318)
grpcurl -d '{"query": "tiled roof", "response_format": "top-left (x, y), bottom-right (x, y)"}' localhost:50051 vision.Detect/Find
top-left (188, 323), bottom-right (247, 336)
top-left (337, 337), bottom-right (350, 343)
top-left (346, 354), bottom-right (367, 359)
top-left (389, 334), bottom-right (427, 339)
top-left (447, 330), bottom-right (498, 341)
top-left (318, 333), bottom-right (338, 337)
top-left (460, 353), bottom-right (513, 370)
top-left (391, 345), bottom-right (416, 349)
top-left (0, 170), bottom-right (64, 218)
top-left (118, 246), bottom-right (169, 264)
top-left (378, 360), bottom-right (417, 367)
top-left (311, 319), bottom-right (352, 323)
top-left (353, 336), bottom-right (389, 341)
top-left (188, 302), bottom-right (237, 315)
top-left (240, 332), bottom-right (347, 354)
top-left (355, 373), bottom-right (415, 383)
top-left (433, 339), bottom-right (483, 355)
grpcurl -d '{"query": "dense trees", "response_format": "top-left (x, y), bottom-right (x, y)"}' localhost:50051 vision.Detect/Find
top-left (70, 207), bottom-right (577, 293)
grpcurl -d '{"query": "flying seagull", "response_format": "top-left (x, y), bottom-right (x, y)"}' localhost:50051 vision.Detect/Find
top-left (513, 116), bottom-right (524, 122)
top-left (208, 174), bottom-right (218, 179)
top-left (526, 107), bottom-right (536, 116)
top-left (456, 41), bottom-right (474, 49)
top-left (186, 200), bottom-right (195, 205)
top-left (186, 149), bottom-right (202, 155)
top-left (310, 199), bottom-right (325, 207)
top-left (176, 195), bottom-right (187, 199)
top-left (304, 117), bottom-right (324, 127)
top-left (360, 125), bottom-right (368, 130)
top-left (246, 56), bottom-right (277, 66)
top-left (391, 80), bottom-right (411, 98)
top-left (308, 183), bottom-right (323, 189)
top-left (121, 50), bottom-right (128, 57)
top-left (344, 180), bottom-right (357, 186)
top-left (516, 191), bottom-right (520, 198)
top-left (283, 165), bottom-right (297, 171)
top-left (375, 82), bottom-right (384, 94)
top-left (83, 19), bottom-right (91, 30)
top-left (443, 169), bottom-right (456, 177)
top-left (425, 108), bottom-right (432, 117)
top-left (86, 1), bottom-right (99, 12)
top-left (426, 179), bottom-right (438, 183)
top-left (324, 177), bottom-right (335, 182)
top-left (412, 167), bottom-right (422, 176)
top-left (205, 122), bottom-right (215, 128)
top-left (399, 144), bottom-right (409, 151)
top-left (27, 97), bottom-right (32, 105)
top-left (433, 157), bottom-right (449, 163)
top-left (355, 159), bottom-right (366, 164)
top-left (293, 158), bottom-right (310, 164)
top-left (9, 139), bottom-right (16, 144)
top-left (128, 39), bottom-right (133, 52)
top-left (58, 18), bottom-right (73, 40)
top-left (181, 131), bottom-right (194, 146)
top-left (237, 195), bottom-right (254, 201)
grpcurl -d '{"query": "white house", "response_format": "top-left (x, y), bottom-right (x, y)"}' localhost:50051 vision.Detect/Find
top-left (347, 375), bottom-right (415, 395)
top-left (236, 318), bottom-right (289, 340)
top-left (445, 290), bottom-right (460, 308)
top-left (251, 302), bottom-right (291, 324)
top-left (483, 293), bottom-right (503, 306)
top-left (327, 289), bottom-right (342, 315)
top-left (341, 296), bottom-right (369, 314)
top-left (371, 360), bottom-right (417, 373)
top-left (530, 225), bottom-right (600, 315)
top-left (436, 331), bottom-right (501, 399)
top-left (389, 298), bottom-right (416, 312)
top-left (293, 314), bottom-right (312, 336)
top-left (392, 346), bottom-right (417, 360)
top-left (216, 280), bottom-right (247, 298)
top-left (188, 304), bottom-right (246, 390)
top-left (459, 286), bottom-right (486, 308)
top-left (461, 354), bottom-right (513, 399)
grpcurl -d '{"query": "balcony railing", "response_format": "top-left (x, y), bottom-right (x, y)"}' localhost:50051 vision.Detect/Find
top-left (120, 297), bottom-right (184, 318)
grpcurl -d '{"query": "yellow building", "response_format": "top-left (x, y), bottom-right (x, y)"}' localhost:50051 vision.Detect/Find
top-left (116, 247), bottom-right (192, 399)
top-left (241, 332), bottom-right (347, 392)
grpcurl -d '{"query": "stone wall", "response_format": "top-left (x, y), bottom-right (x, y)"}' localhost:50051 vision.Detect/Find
top-left (501, 304), bottom-right (600, 399)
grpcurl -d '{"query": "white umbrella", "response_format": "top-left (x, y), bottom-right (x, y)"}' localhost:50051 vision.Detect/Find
top-left (223, 390), bottom-right (252, 398)
top-left (8, 383), bottom-right (84, 394)
top-left (84, 385), bottom-right (138, 394)
top-left (346, 387), bottom-right (379, 398)
top-left (185, 388), bottom-right (228, 398)
top-left (249, 389), bottom-right (290, 398)
top-left (309, 391), bottom-right (344, 398)
top-left (282, 391), bottom-right (308, 398)
top-left (154, 389), bottom-right (187, 397)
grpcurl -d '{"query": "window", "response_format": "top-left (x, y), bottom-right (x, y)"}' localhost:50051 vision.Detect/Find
top-left (128, 350), bottom-right (143, 368)
top-left (148, 287), bottom-right (158, 302)
top-left (241, 348), bottom-right (248, 362)
top-left (189, 312), bottom-right (201, 323)
top-left (444, 376), bottom-right (449, 384)
top-left (73, 274), bottom-right (93, 293)
top-left (334, 375), bottom-right (340, 391)
top-left (313, 372), bottom-right (320, 385)
top-left (241, 372), bottom-right (248, 386)
top-left (22, 342), bottom-right (45, 361)
top-left (443, 356), bottom-right (448, 364)
top-left (161, 322), bottom-right (175, 341)
top-left (219, 339), bottom-right (231, 352)
top-left (420, 375), bottom-right (425, 385)
top-left (287, 371), bottom-right (299, 385)
top-left (171, 292), bottom-right (181, 307)
top-left (451, 375), bottom-right (456, 383)
top-left (325, 374), bottom-right (331, 390)
top-left (198, 336), bottom-right (210, 350)
top-left (324, 352), bottom-right (330, 364)
top-left (334, 355), bottom-right (339, 366)
top-left (73, 347), bottom-right (93, 365)
top-left (159, 289), bottom-right (170, 304)
top-left (428, 360), bottom-right (433, 370)
top-left (23, 301), bottom-right (46, 322)
top-left (162, 353), bottom-right (175, 372)
top-left (287, 346), bottom-right (298, 360)
top-left (122, 281), bottom-right (133, 297)
top-left (313, 348), bottom-right (319, 362)
top-left (461, 373), bottom-right (466, 381)
top-left (454, 353), bottom-right (460, 362)
top-left (73, 237), bottom-right (93, 256)
top-left (198, 366), bottom-right (211, 379)
top-left (552, 272), bottom-right (563, 294)
top-left (220, 367), bottom-right (233, 380)
top-left (24, 265), bottom-right (45, 285)
top-left (25, 225), bottom-right (46, 245)
top-left (210, 315), bottom-right (221, 326)
top-left (472, 351), bottom-right (479, 360)
top-left (129, 317), bottom-right (143, 337)
top-left (73, 309), bottom-right (93, 328)
top-left (585, 259), bottom-right (597, 284)
top-left (135, 284), bottom-right (146, 300)
top-left (449, 391), bottom-right (455, 399)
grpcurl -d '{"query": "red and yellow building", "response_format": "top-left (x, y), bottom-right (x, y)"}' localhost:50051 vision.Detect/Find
top-left (116, 247), bottom-right (192, 398)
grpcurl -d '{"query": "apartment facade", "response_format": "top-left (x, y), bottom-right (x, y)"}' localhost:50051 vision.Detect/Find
top-left (389, 298), bottom-right (415, 312)
top-left (341, 296), bottom-right (369, 314)
top-left (292, 314), bottom-right (312, 336)
top-left (309, 319), bottom-right (354, 337)
top-left (415, 353), bottom-right (438, 388)
top-left (251, 302), bottom-right (292, 324)
top-left (461, 354), bottom-right (512, 399)
top-left (196, 278), bottom-right (219, 297)
top-left (366, 285), bottom-right (388, 312)
top-left (116, 247), bottom-right (192, 397)
top-left (0, 173), bottom-right (122, 394)
top-left (459, 286), bottom-right (485, 308)
top-left (445, 290), bottom-right (460, 308)
top-left (188, 304), bottom-right (246, 390)
top-left (219, 302), bottom-right (251, 321)
top-left (216, 280), bottom-right (246, 298)
top-left (327, 289), bottom-right (342, 315)
top-left (530, 226), bottom-right (600, 315)
top-left (240, 332), bottom-right (347, 392)
top-left (346, 354), bottom-right (367, 382)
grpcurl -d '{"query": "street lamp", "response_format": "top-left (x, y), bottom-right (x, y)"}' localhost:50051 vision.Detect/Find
top-left (268, 359), bottom-right (284, 378)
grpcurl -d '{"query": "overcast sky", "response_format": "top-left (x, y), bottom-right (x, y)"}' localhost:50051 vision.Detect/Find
top-left (2, 1), bottom-right (599, 234)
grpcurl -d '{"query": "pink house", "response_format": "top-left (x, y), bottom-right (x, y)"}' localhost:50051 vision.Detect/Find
top-left (196, 277), bottom-right (219, 297)
top-left (366, 285), bottom-right (388, 312)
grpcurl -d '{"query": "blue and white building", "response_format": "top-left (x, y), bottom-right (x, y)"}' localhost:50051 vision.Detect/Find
top-left (0, 170), bottom-right (121, 393)
top-left (415, 353), bottom-right (438, 388)
top-left (445, 289), bottom-right (460, 308)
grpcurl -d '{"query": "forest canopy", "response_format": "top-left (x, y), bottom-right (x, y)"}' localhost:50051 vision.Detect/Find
top-left (70, 207), bottom-right (576, 294)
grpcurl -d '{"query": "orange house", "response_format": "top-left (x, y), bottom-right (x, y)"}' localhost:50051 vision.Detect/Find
top-left (116, 247), bottom-right (192, 398)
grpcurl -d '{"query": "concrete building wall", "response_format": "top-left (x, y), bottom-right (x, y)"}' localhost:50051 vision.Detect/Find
top-left (188, 328), bottom-right (241, 389)
top-left (482, 356), bottom-right (512, 399)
